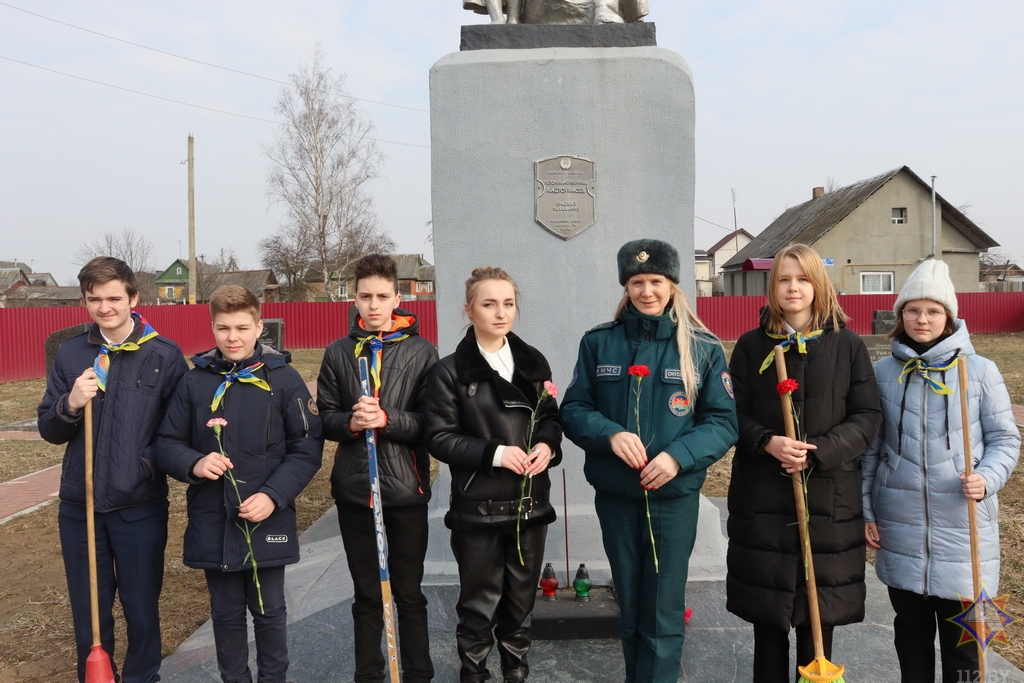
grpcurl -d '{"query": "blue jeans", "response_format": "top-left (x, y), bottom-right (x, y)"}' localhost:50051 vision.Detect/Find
top-left (595, 490), bottom-right (699, 683)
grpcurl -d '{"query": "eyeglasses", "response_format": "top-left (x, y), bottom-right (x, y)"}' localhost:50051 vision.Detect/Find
top-left (902, 307), bottom-right (946, 322)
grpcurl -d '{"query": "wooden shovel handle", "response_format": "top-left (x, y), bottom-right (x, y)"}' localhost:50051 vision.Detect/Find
top-left (84, 400), bottom-right (102, 648)
top-left (773, 345), bottom-right (826, 660)
top-left (958, 358), bottom-right (986, 677)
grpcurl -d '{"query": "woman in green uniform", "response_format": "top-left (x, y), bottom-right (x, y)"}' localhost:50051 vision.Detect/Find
top-left (560, 238), bottom-right (738, 683)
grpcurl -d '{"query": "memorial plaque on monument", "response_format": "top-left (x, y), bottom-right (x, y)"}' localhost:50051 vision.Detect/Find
top-left (860, 334), bottom-right (892, 364)
top-left (259, 318), bottom-right (285, 352)
top-left (872, 309), bottom-right (897, 335)
top-left (535, 156), bottom-right (596, 240)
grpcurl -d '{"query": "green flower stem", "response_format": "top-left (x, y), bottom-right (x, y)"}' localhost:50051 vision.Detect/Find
top-left (644, 490), bottom-right (659, 573)
top-left (214, 428), bottom-right (264, 614)
top-left (517, 390), bottom-right (548, 567)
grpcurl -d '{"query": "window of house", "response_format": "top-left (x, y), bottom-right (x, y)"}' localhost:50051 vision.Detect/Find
top-left (165, 286), bottom-right (174, 298)
top-left (176, 266), bottom-right (182, 275)
top-left (861, 271), bottom-right (894, 294)
top-left (892, 208), bottom-right (907, 224)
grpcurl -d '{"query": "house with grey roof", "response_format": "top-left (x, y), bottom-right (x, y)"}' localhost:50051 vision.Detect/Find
top-left (0, 268), bottom-right (31, 306)
top-left (721, 166), bottom-right (998, 296)
top-left (203, 270), bottom-right (280, 303)
top-left (5, 286), bottom-right (82, 308)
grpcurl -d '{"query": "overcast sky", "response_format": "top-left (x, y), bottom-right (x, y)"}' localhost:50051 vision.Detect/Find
top-left (1, 1), bottom-right (1021, 285)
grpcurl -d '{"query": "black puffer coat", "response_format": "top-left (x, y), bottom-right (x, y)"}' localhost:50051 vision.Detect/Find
top-left (155, 345), bottom-right (323, 571)
top-left (317, 308), bottom-right (438, 508)
top-left (424, 329), bottom-right (562, 532)
top-left (726, 319), bottom-right (881, 630)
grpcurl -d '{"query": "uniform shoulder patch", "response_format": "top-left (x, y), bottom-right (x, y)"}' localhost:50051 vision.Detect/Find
top-left (721, 371), bottom-right (735, 399)
top-left (307, 398), bottom-right (319, 415)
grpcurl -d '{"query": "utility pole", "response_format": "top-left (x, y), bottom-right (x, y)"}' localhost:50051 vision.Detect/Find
top-left (930, 175), bottom-right (938, 260)
top-left (188, 135), bottom-right (196, 304)
top-left (731, 188), bottom-right (738, 233)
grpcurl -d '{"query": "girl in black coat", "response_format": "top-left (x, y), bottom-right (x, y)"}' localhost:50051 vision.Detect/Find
top-left (424, 267), bottom-right (562, 683)
top-left (726, 244), bottom-right (881, 683)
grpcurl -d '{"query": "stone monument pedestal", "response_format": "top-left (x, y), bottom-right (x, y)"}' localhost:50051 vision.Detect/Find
top-left (428, 43), bottom-right (726, 586)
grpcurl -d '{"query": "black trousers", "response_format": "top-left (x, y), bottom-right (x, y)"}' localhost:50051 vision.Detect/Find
top-left (450, 523), bottom-right (547, 683)
top-left (205, 565), bottom-right (288, 683)
top-left (59, 500), bottom-right (167, 683)
top-left (888, 587), bottom-right (980, 683)
top-left (337, 502), bottom-right (434, 683)
top-left (752, 622), bottom-right (834, 683)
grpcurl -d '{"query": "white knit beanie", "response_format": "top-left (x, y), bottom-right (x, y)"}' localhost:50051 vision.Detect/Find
top-left (894, 259), bottom-right (958, 318)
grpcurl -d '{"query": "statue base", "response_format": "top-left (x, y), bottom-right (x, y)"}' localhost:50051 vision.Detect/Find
top-left (461, 22), bottom-right (656, 50)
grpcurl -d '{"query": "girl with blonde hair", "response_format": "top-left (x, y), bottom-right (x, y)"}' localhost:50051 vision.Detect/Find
top-left (726, 243), bottom-right (881, 683)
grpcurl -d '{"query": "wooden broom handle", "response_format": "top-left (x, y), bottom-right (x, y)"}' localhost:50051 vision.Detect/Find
top-left (84, 400), bottom-right (102, 648)
top-left (958, 358), bottom-right (986, 677)
top-left (774, 346), bottom-right (826, 660)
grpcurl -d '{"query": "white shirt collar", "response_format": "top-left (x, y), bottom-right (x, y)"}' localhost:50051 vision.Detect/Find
top-left (478, 337), bottom-right (514, 382)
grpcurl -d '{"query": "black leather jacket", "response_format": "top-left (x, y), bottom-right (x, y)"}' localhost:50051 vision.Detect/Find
top-left (424, 329), bottom-right (562, 532)
top-left (317, 308), bottom-right (438, 508)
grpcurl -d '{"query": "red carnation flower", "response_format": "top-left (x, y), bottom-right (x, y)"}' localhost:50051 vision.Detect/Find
top-left (628, 365), bottom-right (651, 377)
top-left (776, 379), bottom-right (799, 395)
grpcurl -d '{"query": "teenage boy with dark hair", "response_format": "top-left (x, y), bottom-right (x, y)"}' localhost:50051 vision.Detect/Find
top-left (38, 256), bottom-right (189, 683)
top-left (155, 284), bottom-right (322, 683)
top-left (317, 253), bottom-right (438, 683)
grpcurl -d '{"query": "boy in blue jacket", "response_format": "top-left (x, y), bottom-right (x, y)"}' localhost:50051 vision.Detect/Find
top-left (155, 284), bottom-right (322, 683)
top-left (38, 256), bottom-right (189, 683)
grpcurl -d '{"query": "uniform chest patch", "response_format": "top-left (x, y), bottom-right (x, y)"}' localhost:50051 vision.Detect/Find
top-left (664, 369), bottom-right (682, 382)
top-left (266, 534), bottom-right (288, 544)
top-left (721, 371), bottom-right (735, 399)
top-left (669, 391), bottom-right (691, 417)
top-left (307, 398), bottom-right (319, 416)
top-left (596, 365), bottom-right (622, 378)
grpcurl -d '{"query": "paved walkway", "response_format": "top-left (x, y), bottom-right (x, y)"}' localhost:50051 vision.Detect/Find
top-left (0, 464), bottom-right (61, 524)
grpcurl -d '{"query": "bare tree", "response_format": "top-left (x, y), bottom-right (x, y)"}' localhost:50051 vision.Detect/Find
top-left (76, 227), bottom-right (155, 274)
top-left (264, 47), bottom-right (392, 302)
top-left (76, 227), bottom-right (157, 302)
top-left (195, 248), bottom-right (242, 302)
top-left (259, 226), bottom-right (313, 301)
top-left (824, 176), bottom-right (841, 194)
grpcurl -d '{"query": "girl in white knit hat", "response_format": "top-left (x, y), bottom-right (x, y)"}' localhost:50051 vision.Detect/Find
top-left (862, 258), bottom-right (1020, 682)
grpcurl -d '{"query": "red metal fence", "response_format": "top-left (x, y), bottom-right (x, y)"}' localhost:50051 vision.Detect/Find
top-left (3, 293), bottom-right (1024, 383)
top-left (0, 301), bottom-right (439, 384)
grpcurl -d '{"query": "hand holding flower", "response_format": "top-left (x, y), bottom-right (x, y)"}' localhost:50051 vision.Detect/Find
top-left (501, 446), bottom-right (531, 475)
top-left (524, 442), bottom-right (553, 476)
top-left (193, 451), bottom-right (234, 480)
top-left (238, 492), bottom-right (276, 523)
top-left (610, 431), bottom-right (648, 469)
top-left (764, 436), bottom-right (816, 473)
top-left (639, 452), bottom-right (681, 490)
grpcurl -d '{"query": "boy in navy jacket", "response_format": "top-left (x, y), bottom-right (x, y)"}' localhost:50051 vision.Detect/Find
top-left (155, 284), bottom-right (322, 683)
top-left (38, 256), bottom-right (188, 683)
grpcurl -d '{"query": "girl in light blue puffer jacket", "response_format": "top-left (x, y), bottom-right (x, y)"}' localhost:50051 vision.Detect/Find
top-left (862, 259), bottom-right (1020, 683)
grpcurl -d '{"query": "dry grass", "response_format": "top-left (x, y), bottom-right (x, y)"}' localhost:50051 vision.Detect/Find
top-left (0, 377), bottom-right (46, 427)
top-left (0, 441), bottom-right (65, 482)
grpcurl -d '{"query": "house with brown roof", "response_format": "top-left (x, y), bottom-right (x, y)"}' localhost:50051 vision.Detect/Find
top-left (721, 166), bottom-right (998, 296)
top-left (203, 270), bottom-right (280, 303)
top-left (0, 268), bottom-right (32, 306)
top-left (306, 254), bottom-right (436, 302)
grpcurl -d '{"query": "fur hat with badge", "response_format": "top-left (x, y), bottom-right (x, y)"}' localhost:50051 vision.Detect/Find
top-left (893, 258), bottom-right (959, 319)
top-left (617, 238), bottom-right (680, 285)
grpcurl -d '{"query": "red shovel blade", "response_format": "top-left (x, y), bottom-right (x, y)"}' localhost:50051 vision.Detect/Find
top-left (85, 644), bottom-right (115, 683)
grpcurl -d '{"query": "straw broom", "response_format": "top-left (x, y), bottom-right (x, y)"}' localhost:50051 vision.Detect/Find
top-left (773, 346), bottom-right (846, 683)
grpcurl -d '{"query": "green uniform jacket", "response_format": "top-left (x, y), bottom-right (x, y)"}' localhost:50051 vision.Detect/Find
top-left (561, 308), bottom-right (738, 498)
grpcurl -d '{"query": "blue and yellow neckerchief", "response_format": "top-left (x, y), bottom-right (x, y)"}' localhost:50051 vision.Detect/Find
top-left (759, 329), bottom-right (824, 374)
top-left (898, 356), bottom-right (959, 395)
top-left (92, 313), bottom-right (159, 392)
top-left (210, 361), bottom-right (271, 412)
top-left (354, 329), bottom-right (410, 396)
